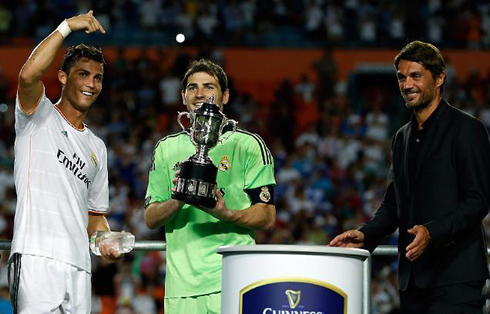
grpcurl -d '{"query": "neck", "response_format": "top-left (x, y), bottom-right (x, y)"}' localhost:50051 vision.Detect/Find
top-left (414, 95), bottom-right (442, 130)
top-left (56, 98), bottom-right (87, 130)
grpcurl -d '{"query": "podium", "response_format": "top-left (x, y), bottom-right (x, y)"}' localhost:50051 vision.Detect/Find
top-left (218, 245), bottom-right (370, 314)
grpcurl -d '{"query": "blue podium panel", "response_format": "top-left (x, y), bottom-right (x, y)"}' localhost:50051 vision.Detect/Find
top-left (240, 278), bottom-right (347, 314)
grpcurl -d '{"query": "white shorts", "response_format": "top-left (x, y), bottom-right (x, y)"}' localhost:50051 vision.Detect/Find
top-left (8, 253), bottom-right (91, 314)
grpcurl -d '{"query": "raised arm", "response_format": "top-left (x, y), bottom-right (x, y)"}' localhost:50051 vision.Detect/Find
top-left (18, 10), bottom-right (105, 113)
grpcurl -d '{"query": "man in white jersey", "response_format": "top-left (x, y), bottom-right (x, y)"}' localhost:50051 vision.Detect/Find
top-left (8, 10), bottom-right (121, 314)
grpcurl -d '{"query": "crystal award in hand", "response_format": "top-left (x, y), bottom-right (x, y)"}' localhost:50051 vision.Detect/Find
top-left (90, 231), bottom-right (135, 256)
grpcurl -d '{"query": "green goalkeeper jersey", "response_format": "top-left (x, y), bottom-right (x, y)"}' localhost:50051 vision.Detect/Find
top-left (145, 128), bottom-right (275, 297)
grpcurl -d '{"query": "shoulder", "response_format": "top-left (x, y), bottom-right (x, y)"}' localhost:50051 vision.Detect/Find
top-left (436, 103), bottom-right (490, 151)
top-left (234, 128), bottom-right (269, 147)
top-left (233, 128), bottom-right (273, 165)
top-left (85, 128), bottom-right (107, 151)
top-left (448, 104), bottom-right (481, 124)
top-left (233, 128), bottom-right (271, 153)
top-left (445, 103), bottom-right (486, 134)
top-left (154, 131), bottom-right (188, 151)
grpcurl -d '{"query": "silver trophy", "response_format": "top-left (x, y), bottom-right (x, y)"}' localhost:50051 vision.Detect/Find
top-left (172, 97), bottom-right (238, 207)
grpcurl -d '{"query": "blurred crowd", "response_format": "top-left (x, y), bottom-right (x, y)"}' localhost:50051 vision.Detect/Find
top-left (1, 0), bottom-right (490, 48)
top-left (0, 44), bottom-right (489, 313)
top-left (0, 2), bottom-right (489, 314)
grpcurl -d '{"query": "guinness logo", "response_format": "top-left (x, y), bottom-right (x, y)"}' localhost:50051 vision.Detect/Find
top-left (239, 278), bottom-right (345, 313)
top-left (259, 186), bottom-right (271, 203)
top-left (218, 156), bottom-right (231, 172)
top-left (285, 290), bottom-right (301, 309)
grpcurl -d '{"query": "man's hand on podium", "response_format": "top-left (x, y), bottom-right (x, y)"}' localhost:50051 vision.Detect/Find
top-left (329, 230), bottom-right (365, 248)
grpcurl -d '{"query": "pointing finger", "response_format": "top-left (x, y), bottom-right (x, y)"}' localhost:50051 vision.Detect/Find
top-left (92, 15), bottom-right (106, 34)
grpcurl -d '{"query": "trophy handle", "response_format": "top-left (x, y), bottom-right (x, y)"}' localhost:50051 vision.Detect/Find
top-left (219, 119), bottom-right (238, 143)
top-left (177, 112), bottom-right (192, 136)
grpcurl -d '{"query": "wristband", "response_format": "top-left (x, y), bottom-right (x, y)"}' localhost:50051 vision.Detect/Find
top-left (56, 20), bottom-right (72, 38)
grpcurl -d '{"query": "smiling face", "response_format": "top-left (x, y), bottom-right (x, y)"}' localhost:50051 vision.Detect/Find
top-left (181, 72), bottom-right (229, 112)
top-left (59, 57), bottom-right (103, 113)
top-left (396, 60), bottom-right (444, 112)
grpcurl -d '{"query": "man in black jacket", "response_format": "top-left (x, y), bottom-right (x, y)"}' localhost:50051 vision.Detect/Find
top-left (330, 40), bottom-right (490, 313)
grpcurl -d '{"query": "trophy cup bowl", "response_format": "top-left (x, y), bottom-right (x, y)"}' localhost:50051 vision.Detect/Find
top-left (172, 102), bottom-right (237, 207)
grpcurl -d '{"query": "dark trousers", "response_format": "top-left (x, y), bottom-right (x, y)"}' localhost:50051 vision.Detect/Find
top-left (400, 276), bottom-right (486, 314)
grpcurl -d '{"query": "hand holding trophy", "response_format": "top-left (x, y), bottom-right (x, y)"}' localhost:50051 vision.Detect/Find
top-left (172, 96), bottom-right (237, 207)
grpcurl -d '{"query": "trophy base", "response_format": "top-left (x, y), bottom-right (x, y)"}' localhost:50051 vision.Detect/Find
top-left (172, 160), bottom-right (218, 208)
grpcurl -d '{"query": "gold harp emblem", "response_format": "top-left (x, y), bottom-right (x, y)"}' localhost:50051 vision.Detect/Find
top-left (285, 290), bottom-right (301, 309)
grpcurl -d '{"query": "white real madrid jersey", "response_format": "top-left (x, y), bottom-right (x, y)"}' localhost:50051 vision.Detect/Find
top-left (10, 90), bottom-right (109, 272)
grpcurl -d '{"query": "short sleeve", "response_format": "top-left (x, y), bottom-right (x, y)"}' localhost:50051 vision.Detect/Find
top-left (15, 85), bottom-right (52, 136)
top-left (145, 141), bottom-right (171, 207)
top-left (244, 134), bottom-right (276, 189)
top-left (87, 142), bottom-right (109, 214)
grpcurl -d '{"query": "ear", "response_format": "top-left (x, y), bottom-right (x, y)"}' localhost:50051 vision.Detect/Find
top-left (58, 70), bottom-right (67, 86)
top-left (222, 89), bottom-right (230, 105)
top-left (181, 90), bottom-right (186, 105)
top-left (435, 72), bottom-right (445, 89)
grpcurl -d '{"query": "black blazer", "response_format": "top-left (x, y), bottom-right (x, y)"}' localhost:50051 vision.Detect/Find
top-left (360, 100), bottom-right (490, 290)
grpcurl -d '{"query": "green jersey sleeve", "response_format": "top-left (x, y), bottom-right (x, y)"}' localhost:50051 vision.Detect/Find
top-left (243, 133), bottom-right (275, 189)
top-left (145, 140), bottom-right (172, 206)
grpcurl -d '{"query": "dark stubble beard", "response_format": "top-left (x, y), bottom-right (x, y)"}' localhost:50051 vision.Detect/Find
top-left (402, 87), bottom-right (436, 113)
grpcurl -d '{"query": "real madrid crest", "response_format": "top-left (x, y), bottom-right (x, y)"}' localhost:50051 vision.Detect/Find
top-left (218, 156), bottom-right (231, 172)
top-left (259, 186), bottom-right (271, 203)
top-left (91, 152), bottom-right (98, 168)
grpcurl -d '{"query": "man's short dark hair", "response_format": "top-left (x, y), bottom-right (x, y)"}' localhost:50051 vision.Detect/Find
top-left (394, 40), bottom-right (446, 81)
top-left (181, 59), bottom-right (228, 93)
top-left (61, 44), bottom-right (105, 74)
